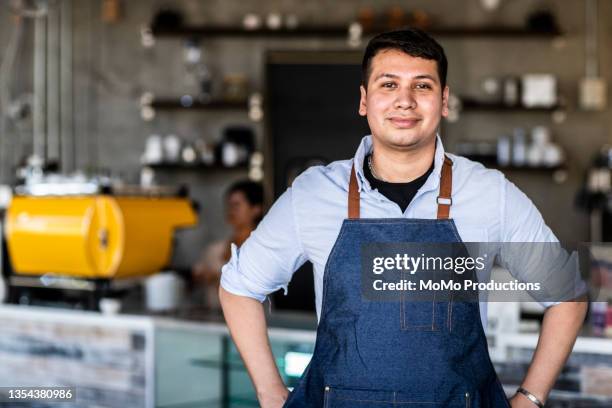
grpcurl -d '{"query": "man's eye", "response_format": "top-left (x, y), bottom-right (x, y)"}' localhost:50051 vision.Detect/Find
top-left (382, 82), bottom-right (397, 88)
top-left (415, 83), bottom-right (432, 89)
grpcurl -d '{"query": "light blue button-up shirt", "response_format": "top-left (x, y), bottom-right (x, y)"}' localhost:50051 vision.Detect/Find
top-left (221, 135), bottom-right (558, 327)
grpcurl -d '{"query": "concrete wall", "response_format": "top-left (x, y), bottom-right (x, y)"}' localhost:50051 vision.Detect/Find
top-left (1, 0), bottom-right (611, 268)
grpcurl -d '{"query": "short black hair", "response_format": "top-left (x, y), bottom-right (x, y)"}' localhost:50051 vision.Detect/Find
top-left (227, 180), bottom-right (263, 207)
top-left (361, 28), bottom-right (448, 90)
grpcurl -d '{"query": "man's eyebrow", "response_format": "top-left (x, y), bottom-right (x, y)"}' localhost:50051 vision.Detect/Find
top-left (414, 74), bottom-right (437, 82)
top-left (373, 73), bottom-right (438, 82)
top-left (373, 73), bottom-right (400, 81)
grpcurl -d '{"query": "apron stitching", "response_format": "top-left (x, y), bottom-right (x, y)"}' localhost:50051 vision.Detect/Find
top-left (400, 271), bottom-right (406, 329)
top-left (400, 283), bottom-right (404, 329)
top-left (446, 219), bottom-right (462, 242)
top-left (332, 396), bottom-right (441, 404)
top-left (431, 296), bottom-right (436, 331)
top-left (447, 294), bottom-right (453, 332)
top-left (431, 270), bottom-right (437, 331)
top-left (447, 301), bottom-right (450, 331)
top-left (346, 219), bottom-right (452, 224)
top-left (320, 219), bottom-right (350, 319)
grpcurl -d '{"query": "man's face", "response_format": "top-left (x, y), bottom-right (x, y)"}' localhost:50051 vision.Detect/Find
top-left (359, 49), bottom-right (449, 151)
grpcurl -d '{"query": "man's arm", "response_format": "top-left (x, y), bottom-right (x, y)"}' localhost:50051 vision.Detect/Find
top-left (509, 300), bottom-right (587, 407)
top-left (218, 188), bottom-right (307, 407)
top-left (500, 179), bottom-right (588, 406)
top-left (219, 287), bottom-right (289, 407)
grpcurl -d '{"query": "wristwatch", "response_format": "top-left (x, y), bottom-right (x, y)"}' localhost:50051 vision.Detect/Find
top-left (516, 387), bottom-right (545, 408)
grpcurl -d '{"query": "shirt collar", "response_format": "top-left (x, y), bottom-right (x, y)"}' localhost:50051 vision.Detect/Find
top-left (352, 134), bottom-right (446, 193)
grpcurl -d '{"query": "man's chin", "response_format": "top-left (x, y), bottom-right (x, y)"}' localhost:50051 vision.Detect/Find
top-left (377, 133), bottom-right (433, 150)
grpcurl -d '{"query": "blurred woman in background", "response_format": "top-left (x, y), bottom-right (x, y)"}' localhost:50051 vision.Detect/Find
top-left (192, 180), bottom-right (263, 310)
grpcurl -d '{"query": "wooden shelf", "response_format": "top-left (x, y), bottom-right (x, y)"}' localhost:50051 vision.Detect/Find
top-left (460, 99), bottom-right (563, 113)
top-left (150, 24), bottom-right (562, 40)
top-left (152, 25), bottom-right (348, 38)
top-left (150, 99), bottom-right (247, 111)
top-left (146, 163), bottom-right (249, 171)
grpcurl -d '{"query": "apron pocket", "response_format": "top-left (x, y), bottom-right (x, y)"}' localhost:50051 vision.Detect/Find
top-left (400, 267), bottom-right (453, 331)
top-left (400, 297), bottom-right (437, 331)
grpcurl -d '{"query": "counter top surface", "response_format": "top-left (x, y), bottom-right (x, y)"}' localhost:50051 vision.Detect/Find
top-left (0, 304), bottom-right (319, 341)
top-left (2, 304), bottom-right (612, 349)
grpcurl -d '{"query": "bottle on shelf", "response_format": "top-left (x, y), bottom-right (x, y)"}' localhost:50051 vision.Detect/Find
top-left (497, 135), bottom-right (511, 167)
top-left (527, 126), bottom-right (548, 167)
top-left (511, 128), bottom-right (527, 166)
top-left (503, 76), bottom-right (521, 107)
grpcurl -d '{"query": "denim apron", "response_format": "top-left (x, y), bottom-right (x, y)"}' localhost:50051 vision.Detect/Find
top-left (283, 157), bottom-right (510, 408)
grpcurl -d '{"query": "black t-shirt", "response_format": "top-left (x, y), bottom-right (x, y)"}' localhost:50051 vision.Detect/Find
top-left (363, 154), bottom-right (434, 213)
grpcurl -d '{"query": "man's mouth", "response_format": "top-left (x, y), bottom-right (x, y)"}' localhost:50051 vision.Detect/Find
top-left (387, 117), bottom-right (421, 129)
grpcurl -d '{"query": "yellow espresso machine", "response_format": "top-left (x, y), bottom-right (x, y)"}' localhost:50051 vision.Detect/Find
top-left (4, 183), bottom-right (198, 308)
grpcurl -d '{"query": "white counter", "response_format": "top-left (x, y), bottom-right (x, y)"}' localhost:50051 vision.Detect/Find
top-left (2, 305), bottom-right (612, 407)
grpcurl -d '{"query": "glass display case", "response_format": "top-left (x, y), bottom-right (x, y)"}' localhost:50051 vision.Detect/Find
top-left (190, 337), bottom-right (315, 407)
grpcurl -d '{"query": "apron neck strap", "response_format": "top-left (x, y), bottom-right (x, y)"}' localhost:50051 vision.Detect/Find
top-left (436, 156), bottom-right (453, 220)
top-left (348, 165), bottom-right (361, 219)
top-left (348, 155), bottom-right (454, 220)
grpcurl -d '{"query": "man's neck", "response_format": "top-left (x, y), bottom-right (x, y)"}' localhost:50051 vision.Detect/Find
top-left (370, 136), bottom-right (436, 183)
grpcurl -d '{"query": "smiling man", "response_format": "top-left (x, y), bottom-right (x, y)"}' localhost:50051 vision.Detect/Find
top-left (219, 29), bottom-right (586, 408)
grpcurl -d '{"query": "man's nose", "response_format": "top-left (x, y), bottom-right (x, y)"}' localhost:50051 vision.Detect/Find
top-left (394, 88), bottom-right (417, 109)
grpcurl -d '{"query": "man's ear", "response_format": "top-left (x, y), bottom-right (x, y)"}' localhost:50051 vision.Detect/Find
top-left (358, 85), bottom-right (367, 116)
top-left (441, 85), bottom-right (450, 117)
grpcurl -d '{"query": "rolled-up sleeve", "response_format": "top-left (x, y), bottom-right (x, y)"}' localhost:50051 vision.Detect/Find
top-left (498, 179), bottom-right (582, 308)
top-left (500, 179), bottom-right (557, 244)
top-left (220, 188), bottom-right (308, 302)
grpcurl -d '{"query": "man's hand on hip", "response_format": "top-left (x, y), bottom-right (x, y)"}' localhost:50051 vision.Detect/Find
top-left (258, 385), bottom-right (289, 408)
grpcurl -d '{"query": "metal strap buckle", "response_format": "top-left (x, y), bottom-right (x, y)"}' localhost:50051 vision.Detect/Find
top-left (437, 196), bottom-right (452, 206)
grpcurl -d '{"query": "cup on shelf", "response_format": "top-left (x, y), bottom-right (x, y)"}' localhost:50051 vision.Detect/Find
top-left (266, 13), bottom-right (282, 30)
top-left (221, 142), bottom-right (248, 167)
top-left (143, 134), bottom-right (163, 164)
top-left (181, 143), bottom-right (197, 164)
top-left (543, 144), bottom-right (564, 167)
top-left (163, 134), bottom-right (181, 163)
top-left (243, 14), bottom-right (262, 30)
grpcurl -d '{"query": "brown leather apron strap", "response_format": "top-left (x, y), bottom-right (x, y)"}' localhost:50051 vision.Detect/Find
top-left (436, 156), bottom-right (453, 220)
top-left (348, 165), bottom-right (360, 219)
top-left (348, 155), bottom-right (453, 220)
